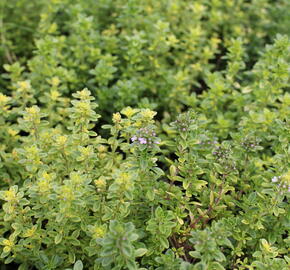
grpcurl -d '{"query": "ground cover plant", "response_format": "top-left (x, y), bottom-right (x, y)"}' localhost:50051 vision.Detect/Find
top-left (0, 0), bottom-right (289, 269)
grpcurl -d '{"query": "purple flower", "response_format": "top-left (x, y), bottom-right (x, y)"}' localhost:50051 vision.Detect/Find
top-left (131, 136), bottom-right (137, 142)
top-left (271, 176), bottom-right (278, 183)
top-left (138, 137), bottom-right (147, 144)
top-left (131, 126), bottom-right (160, 147)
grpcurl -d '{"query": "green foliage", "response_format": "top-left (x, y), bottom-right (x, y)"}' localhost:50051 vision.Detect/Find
top-left (0, 0), bottom-right (290, 269)
top-left (0, 0), bottom-right (44, 87)
top-left (2, 0), bottom-right (290, 116)
top-left (96, 220), bottom-right (140, 269)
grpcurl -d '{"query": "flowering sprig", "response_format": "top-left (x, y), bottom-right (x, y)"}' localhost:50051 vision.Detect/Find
top-left (272, 175), bottom-right (290, 193)
top-left (212, 144), bottom-right (237, 173)
top-left (212, 146), bottom-right (231, 160)
top-left (240, 136), bottom-right (262, 152)
top-left (130, 126), bottom-right (160, 148)
top-left (198, 138), bottom-right (219, 146)
top-left (170, 110), bottom-right (197, 133)
top-left (271, 176), bottom-right (280, 183)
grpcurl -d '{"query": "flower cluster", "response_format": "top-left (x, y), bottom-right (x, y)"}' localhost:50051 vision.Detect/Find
top-left (198, 139), bottom-right (219, 146)
top-left (170, 111), bottom-right (196, 132)
top-left (213, 145), bottom-right (237, 171)
top-left (212, 146), bottom-right (231, 160)
top-left (131, 126), bottom-right (160, 148)
top-left (272, 176), bottom-right (290, 192)
top-left (271, 176), bottom-right (280, 183)
top-left (241, 137), bottom-right (261, 151)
